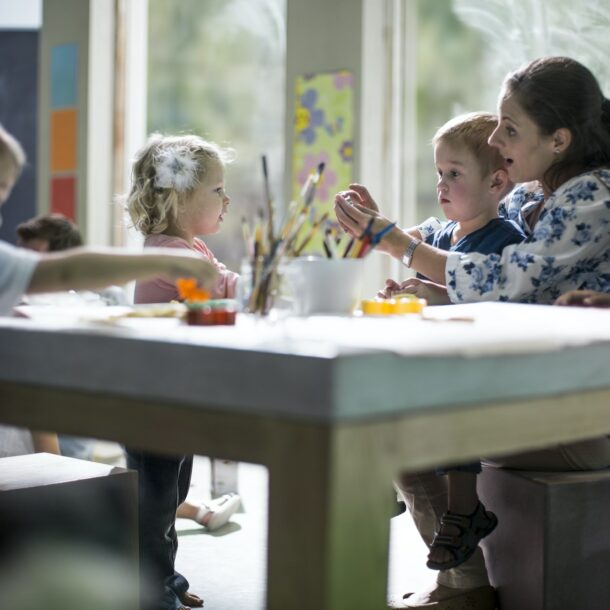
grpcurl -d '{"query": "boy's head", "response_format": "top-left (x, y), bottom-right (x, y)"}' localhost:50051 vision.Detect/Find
top-left (0, 123), bottom-right (26, 207)
top-left (432, 112), bottom-right (512, 223)
top-left (126, 133), bottom-right (234, 236)
top-left (17, 214), bottom-right (83, 252)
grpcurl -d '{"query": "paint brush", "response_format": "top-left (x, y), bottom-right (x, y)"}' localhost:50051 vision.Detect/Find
top-left (241, 216), bottom-right (252, 257)
top-left (262, 154), bottom-right (275, 244)
top-left (323, 228), bottom-right (336, 258)
top-left (301, 162), bottom-right (326, 208)
top-left (293, 211), bottom-right (330, 256)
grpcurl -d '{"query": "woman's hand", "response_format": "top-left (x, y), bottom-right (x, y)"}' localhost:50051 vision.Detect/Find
top-left (555, 290), bottom-right (610, 308)
top-left (387, 277), bottom-right (451, 306)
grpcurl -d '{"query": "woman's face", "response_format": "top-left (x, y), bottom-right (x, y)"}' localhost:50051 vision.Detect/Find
top-left (488, 94), bottom-right (557, 185)
top-left (181, 162), bottom-right (230, 236)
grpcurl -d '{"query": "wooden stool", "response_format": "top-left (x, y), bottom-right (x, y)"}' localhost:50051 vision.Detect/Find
top-left (479, 466), bottom-right (610, 610)
top-left (0, 452), bottom-right (138, 608)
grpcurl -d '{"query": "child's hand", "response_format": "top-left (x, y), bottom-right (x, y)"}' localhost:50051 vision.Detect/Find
top-left (164, 253), bottom-right (218, 290)
top-left (377, 278), bottom-right (401, 299)
top-left (555, 290), bottom-right (610, 308)
top-left (392, 278), bottom-right (451, 306)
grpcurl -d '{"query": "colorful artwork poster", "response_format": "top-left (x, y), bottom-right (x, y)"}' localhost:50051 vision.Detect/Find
top-left (292, 70), bottom-right (354, 255)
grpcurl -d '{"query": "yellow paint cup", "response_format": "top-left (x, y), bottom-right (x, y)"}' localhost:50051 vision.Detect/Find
top-left (361, 296), bottom-right (426, 315)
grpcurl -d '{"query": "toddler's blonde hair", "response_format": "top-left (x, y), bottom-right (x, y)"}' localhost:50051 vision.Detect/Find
top-left (432, 112), bottom-right (504, 178)
top-left (126, 133), bottom-right (233, 236)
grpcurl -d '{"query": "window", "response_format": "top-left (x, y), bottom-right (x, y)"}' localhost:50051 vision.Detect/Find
top-left (413, 0), bottom-right (610, 223)
top-left (147, 0), bottom-right (286, 271)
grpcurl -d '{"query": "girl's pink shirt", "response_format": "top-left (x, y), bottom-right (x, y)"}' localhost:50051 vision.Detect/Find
top-left (134, 234), bottom-right (238, 304)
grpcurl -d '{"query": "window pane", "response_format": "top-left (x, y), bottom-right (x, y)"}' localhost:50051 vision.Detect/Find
top-left (415, 0), bottom-right (610, 224)
top-left (415, 0), bottom-right (489, 223)
top-left (147, 0), bottom-right (286, 271)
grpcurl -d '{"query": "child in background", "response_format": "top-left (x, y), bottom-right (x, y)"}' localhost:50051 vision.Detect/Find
top-left (125, 133), bottom-right (241, 610)
top-left (378, 112), bottom-right (525, 305)
top-left (349, 112), bottom-right (524, 572)
top-left (17, 213), bottom-right (83, 251)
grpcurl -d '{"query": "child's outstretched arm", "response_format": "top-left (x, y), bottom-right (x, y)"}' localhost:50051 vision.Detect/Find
top-left (28, 248), bottom-right (217, 294)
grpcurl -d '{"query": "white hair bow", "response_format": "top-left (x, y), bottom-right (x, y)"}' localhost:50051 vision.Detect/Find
top-left (154, 147), bottom-right (199, 192)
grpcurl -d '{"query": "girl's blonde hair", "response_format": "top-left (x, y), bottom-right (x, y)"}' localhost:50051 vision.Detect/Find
top-left (126, 133), bottom-right (233, 235)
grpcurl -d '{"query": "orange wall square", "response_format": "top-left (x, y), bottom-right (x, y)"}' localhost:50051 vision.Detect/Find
top-left (50, 108), bottom-right (77, 172)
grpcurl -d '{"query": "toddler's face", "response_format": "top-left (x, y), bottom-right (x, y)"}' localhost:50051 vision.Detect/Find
top-left (434, 142), bottom-right (495, 223)
top-left (181, 162), bottom-right (230, 236)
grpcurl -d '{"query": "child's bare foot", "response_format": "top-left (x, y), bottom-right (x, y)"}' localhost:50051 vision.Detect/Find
top-left (426, 502), bottom-right (497, 571)
top-left (179, 591), bottom-right (203, 607)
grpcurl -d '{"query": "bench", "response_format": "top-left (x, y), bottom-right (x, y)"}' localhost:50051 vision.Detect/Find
top-left (0, 452), bottom-right (139, 609)
top-left (479, 466), bottom-right (610, 610)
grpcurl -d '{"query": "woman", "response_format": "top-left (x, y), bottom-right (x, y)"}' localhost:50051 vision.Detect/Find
top-left (335, 57), bottom-right (610, 610)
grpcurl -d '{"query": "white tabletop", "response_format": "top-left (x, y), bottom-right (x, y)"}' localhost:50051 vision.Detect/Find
top-left (2, 301), bottom-right (610, 422)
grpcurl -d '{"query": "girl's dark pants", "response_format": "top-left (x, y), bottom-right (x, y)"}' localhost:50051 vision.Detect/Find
top-left (125, 449), bottom-right (193, 610)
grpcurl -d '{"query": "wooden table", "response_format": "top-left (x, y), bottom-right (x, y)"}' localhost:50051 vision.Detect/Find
top-left (2, 302), bottom-right (610, 609)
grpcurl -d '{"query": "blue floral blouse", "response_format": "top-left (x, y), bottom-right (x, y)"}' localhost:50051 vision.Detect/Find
top-left (442, 169), bottom-right (610, 304)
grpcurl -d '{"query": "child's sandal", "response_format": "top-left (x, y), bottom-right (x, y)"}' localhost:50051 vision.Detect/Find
top-left (426, 501), bottom-right (498, 571)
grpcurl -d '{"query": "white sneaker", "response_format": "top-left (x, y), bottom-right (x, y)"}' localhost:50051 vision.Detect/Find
top-left (195, 493), bottom-right (241, 531)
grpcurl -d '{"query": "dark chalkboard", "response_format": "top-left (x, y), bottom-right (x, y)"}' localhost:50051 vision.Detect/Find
top-left (0, 30), bottom-right (39, 244)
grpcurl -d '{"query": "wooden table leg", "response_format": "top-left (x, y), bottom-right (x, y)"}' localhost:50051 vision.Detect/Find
top-left (265, 419), bottom-right (395, 610)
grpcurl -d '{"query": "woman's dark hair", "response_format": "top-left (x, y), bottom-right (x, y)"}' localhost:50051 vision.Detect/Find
top-left (503, 56), bottom-right (610, 191)
top-left (16, 213), bottom-right (83, 251)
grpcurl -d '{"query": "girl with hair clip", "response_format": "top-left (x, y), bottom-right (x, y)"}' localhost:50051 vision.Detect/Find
top-left (128, 133), bottom-right (238, 302)
top-left (125, 134), bottom-right (240, 610)
top-left (335, 56), bottom-right (610, 610)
